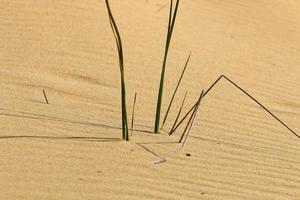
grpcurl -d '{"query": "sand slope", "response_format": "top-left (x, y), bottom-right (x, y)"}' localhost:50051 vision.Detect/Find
top-left (0, 0), bottom-right (300, 199)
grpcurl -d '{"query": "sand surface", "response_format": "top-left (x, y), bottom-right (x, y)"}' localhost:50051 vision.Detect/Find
top-left (1, 0), bottom-right (300, 199)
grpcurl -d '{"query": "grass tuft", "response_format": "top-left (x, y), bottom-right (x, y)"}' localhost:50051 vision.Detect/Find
top-left (105, 0), bottom-right (129, 141)
top-left (154, 0), bottom-right (180, 133)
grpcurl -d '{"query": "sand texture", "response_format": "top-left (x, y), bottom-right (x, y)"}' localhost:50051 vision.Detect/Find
top-left (1, 0), bottom-right (300, 199)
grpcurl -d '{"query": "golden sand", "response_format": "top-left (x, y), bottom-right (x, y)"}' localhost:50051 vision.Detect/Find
top-left (0, 0), bottom-right (300, 199)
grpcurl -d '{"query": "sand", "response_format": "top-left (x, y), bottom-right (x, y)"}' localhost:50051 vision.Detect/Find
top-left (1, 0), bottom-right (300, 199)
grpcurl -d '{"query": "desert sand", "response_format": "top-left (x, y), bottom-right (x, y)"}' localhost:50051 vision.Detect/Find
top-left (1, 0), bottom-right (300, 199)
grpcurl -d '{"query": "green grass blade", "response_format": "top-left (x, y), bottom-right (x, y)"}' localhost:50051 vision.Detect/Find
top-left (161, 52), bottom-right (191, 129)
top-left (105, 0), bottom-right (129, 140)
top-left (167, 0), bottom-right (173, 39)
top-left (168, 0), bottom-right (180, 41)
top-left (154, 0), bottom-right (180, 133)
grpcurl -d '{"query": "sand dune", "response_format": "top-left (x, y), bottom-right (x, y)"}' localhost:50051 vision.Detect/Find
top-left (1, 0), bottom-right (300, 199)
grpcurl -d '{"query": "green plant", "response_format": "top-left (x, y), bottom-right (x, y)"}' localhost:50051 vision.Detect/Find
top-left (105, 0), bottom-right (129, 140)
top-left (154, 0), bottom-right (180, 133)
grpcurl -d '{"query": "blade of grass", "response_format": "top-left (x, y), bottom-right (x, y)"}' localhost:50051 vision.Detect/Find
top-left (169, 91), bottom-right (187, 135)
top-left (178, 102), bottom-right (196, 143)
top-left (42, 89), bottom-right (49, 104)
top-left (154, 0), bottom-right (180, 133)
top-left (181, 90), bottom-right (204, 146)
top-left (105, 0), bottom-right (129, 141)
top-left (168, 0), bottom-right (180, 40)
top-left (131, 92), bottom-right (137, 136)
top-left (179, 90), bottom-right (204, 144)
top-left (167, 0), bottom-right (173, 39)
top-left (161, 52), bottom-right (191, 129)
